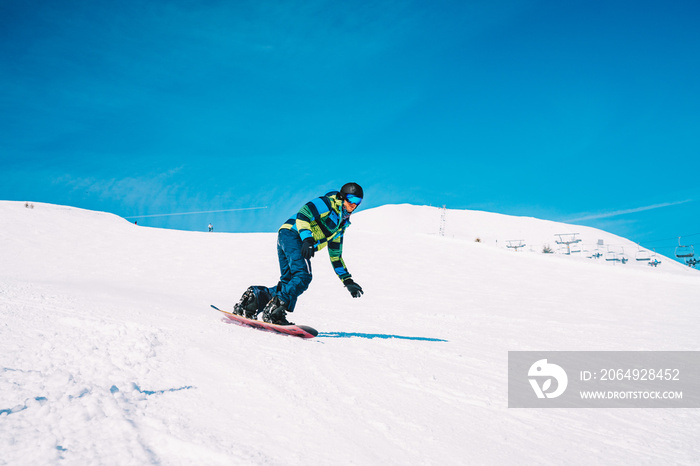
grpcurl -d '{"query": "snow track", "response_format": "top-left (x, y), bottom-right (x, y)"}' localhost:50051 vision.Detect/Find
top-left (1, 201), bottom-right (699, 465)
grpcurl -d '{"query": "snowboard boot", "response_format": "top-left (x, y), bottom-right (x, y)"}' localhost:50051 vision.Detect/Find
top-left (261, 297), bottom-right (294, 326)
top-left (233, 287), bottom-right (259, 319)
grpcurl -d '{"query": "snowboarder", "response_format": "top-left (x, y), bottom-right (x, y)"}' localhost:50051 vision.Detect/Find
top-left (233, 182), bottom-right (365, 325)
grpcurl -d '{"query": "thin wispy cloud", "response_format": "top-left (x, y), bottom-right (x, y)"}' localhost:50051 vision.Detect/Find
top-left (566, 200), bottom-right (693, 223)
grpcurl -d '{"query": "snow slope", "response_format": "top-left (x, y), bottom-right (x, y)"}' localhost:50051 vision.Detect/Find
top-left (1, 201), bottom-right (698, 465)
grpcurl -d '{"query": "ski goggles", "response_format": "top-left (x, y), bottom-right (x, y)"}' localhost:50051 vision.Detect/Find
top-left (345, 194), bottom-right (363, 206)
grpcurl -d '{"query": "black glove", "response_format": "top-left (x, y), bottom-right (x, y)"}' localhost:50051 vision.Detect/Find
top-left (344, 279), bottom-right (363, 298)
top-left (301, 237), bottom-right (315, 260)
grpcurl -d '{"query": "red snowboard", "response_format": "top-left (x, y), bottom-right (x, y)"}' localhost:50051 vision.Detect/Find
top-left (211, 305), bottom-right (318, 339)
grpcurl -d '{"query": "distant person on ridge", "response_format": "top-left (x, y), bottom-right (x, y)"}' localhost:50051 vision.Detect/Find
top-left (232, 182), bottom-right (365, 325)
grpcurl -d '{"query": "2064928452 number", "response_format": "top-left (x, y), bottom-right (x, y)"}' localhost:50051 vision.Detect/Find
top-left (600, 368), bottom-right (680, 381)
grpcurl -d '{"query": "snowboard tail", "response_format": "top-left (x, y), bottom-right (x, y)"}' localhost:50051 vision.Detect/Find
top-left (211, 305), bottom-right (318, 339)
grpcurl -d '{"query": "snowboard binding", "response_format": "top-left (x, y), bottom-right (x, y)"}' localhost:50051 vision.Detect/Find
top-left (233, 287), bottom-right (260, 319)
top-left (261, 296), bottom-right (293, 326)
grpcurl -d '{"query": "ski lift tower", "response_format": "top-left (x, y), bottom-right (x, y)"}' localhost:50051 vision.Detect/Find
top-left (439, 205), bottom-right (446, 237)
top-left (555, 233), bottom-right (582, 255)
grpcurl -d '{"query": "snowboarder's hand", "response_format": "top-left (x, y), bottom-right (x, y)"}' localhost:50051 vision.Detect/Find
top-left (344, 279), bottom-right (363, 298)
top-left (301, 237), bottom-right (315, 260)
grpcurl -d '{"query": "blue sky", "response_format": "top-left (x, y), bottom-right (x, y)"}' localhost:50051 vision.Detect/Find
top-left (2, 0), bottom-right (699, 263)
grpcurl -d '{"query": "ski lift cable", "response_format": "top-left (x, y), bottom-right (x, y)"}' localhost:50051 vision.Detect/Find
top-left (641, 232), bottom-right (700, 245)
top-left (124, 206), bottom-right (268, 219)
top-left (571, 233), bottom-right (699, 249)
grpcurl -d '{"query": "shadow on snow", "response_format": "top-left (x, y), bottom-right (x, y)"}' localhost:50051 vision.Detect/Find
top-left (317, 332), bottom-right (447, 342)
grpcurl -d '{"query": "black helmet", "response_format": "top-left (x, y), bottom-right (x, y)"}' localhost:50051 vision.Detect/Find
top-left (339, 182), bottom-right (364, 200)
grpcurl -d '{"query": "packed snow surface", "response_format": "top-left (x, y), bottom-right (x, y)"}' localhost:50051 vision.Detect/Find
top-left (1, 201), bottom-right (698, 465)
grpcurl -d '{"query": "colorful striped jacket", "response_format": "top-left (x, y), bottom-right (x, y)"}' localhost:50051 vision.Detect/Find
top-left (280, 191), bottom-right (352, 282)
